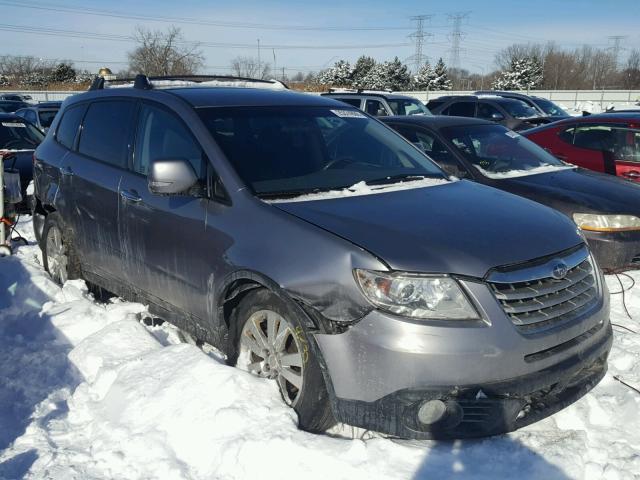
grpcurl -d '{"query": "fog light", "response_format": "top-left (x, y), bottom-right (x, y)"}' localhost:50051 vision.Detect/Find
top-left (417, 399), bottom-right (447, 425)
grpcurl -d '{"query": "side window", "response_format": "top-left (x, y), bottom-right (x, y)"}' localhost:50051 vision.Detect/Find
top-left (414, 130), bottom-right (466, 176)
top-left (443, 102), bottom-right (476, 117)
top-left (335, 98), bottom-right (361, 108)
top-left (24, 110), bottom-right (38, 124)
top-left (56, 104), bottom-right (86, 150)
top-left (477, 103), bottom-right (504, 120)
top-left (573, 125), bottom-right (615, 152)
top-left (365, 99), bottom-right (388, 116)
top-left (134, 103), bottom-right (205, 178)
top-left (78, 100), bottom-right (135, 167)
top-left (558, 126), bottom-right (575, 144)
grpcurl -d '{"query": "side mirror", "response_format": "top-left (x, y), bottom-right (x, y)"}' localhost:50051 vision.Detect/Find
top-left (148, 158), bottom-right (198, 195)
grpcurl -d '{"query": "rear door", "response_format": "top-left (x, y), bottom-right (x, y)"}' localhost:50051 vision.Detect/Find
top-left (118, 101), bottom-right (210, 318)
top-left (70, 98), bottom-right (136, 280)
top-left (612, 127), bottom-right (640, 182)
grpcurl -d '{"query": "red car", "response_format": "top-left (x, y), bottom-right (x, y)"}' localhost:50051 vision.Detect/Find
top-left (523, 113), bottom-right (640, 183)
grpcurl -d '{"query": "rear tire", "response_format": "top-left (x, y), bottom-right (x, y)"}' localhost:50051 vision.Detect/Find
top-left (231, 288), bottom-right (335, 433)
top-left (41, 213), bottom-right (82, 285)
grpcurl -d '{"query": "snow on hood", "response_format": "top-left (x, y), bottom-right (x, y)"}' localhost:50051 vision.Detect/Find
top-left (475, 164), bottom-right (576, 179)
top-left (266, 177), bottom-right (451, 203)
top-left (1, 217), bottom-right (640, 479)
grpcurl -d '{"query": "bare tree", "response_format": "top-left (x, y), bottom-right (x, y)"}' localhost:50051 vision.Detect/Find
top-left (230, 56), bottom-right (272, 79)
top-left (0, 55), bottom-right (56, 83)
top-left (621, 49), bottom-right (640, 89)
top-left (127, 26), bottom-right (204, 76)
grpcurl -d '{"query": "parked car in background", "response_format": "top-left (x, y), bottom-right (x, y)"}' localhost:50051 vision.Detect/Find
top-left (473, 90), bottom-right (571, 120)
top-left (523, 113), bottom-right (640, 183)
top-left (0, 93), bottom-right (33, 102)
top-left (0, 100), bottom-right (31, 113)
top-left (321, 89), bottom-right (431, 116)
top-left (0, 113), bottom-right (45, 213)
top-left (427, 95), bottom-right (552, 131)
top-left (384, 115), bottom-right (640, 271)
top-left (33, 74), bottom-right (611, 439)
top-left (15, 101), bottom-right (62, 132)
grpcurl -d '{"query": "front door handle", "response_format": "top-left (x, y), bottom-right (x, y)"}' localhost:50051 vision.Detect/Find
top-left (623, 171), bottom-right (640, 179)
top-left (59, 166), bottom-right (74, 176)
top-left (120, 189), bottom-right (142, 202)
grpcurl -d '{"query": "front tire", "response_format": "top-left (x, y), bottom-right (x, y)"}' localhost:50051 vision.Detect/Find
top-left (231, 288), bottom-right (335, 433)
top-left (41, 213), bottom-right (82, 285)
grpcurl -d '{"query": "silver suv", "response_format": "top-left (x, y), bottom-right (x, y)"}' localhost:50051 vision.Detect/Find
top-left (321, 89), bottom-right (431, 117)
top-left (32, 75), bottom-right (612, 439)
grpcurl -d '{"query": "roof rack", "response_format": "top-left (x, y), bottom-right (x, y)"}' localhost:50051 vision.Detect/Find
top-left (327, 87), bottom-right (393, 94)
top-left (89, 74), bottom-right (289, 91)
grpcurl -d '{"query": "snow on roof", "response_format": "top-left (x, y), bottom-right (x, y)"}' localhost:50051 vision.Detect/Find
top-left (104, 78), bottom-right (288, 91)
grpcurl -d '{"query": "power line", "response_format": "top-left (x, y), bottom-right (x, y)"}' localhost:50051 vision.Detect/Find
top-left (0, 23), bottom-right (411, 50)
top-left (407, 15), bottom-right (433, 72)
top-left (0, 0), bottom-right (414, 32)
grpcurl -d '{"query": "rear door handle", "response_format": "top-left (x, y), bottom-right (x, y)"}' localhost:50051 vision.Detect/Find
top-left (59, 166), bottom-right (74, 176)
top-left (623, 171), bottom-right (640, 179)
top-left (120, 189), bottom-right (142, 202)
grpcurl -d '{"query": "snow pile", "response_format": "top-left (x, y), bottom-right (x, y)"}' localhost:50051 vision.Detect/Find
top-left (1, 218), bottom-right (640, 479)
top-left (474, 164), bottom-right (576, 179)
top-left (267, 177), bottom-right (451, 203)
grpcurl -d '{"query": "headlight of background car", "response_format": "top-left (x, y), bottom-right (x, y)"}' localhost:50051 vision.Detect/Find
top-left (573, 213), bottom-right (640, 232)
top-left (354, 269), bottom-right (479, 320)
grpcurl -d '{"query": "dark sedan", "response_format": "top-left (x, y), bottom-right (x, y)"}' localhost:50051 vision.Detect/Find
top-left (384, 115), bottom-right (640, 271)
top-left (1, 113), bottom-right (44, 213)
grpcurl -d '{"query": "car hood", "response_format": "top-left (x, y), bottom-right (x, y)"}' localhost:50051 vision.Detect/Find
top-left (489, 167), bottom-right (640, 216)
top-left (273, 180), bottom-right (583, 278)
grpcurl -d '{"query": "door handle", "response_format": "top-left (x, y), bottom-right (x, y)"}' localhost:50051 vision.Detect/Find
top-left (120, 189), bottom-right (142, 202)
top-left (623, 171), bottom-right (640, 179)
top-left (59, 166), bottom-right (74, 176)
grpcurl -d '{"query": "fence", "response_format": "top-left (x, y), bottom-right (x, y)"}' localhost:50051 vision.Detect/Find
top-left (4, 89), bottom-right (640, 110)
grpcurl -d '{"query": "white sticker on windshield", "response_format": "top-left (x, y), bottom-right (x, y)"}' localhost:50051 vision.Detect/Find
top-left (2, 122), bottom-right (26, 128)
top-left (505, 130), bottom-right (520, 138)
top-left (330, 109), bottom-right (366, 119)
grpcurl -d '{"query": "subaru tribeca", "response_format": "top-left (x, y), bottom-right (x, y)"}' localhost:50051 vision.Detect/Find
top-left (32, 75), bottom-right (612, 439)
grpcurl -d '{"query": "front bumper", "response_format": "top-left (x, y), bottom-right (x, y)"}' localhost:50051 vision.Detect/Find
top-left (584, 229), bottom-right (640, 271)
top-left (314, 279), bottom-right (612, 439)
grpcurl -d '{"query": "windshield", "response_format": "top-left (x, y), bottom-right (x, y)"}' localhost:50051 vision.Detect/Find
top-left (499, 99), bottom-right (539, 119)
top-left (198, 106), bottom-right (445, 197)
top-left (38, 109), bottom-right (59, 129)
top-left (0, 119), bottom-right (44, 149)
top-left (387, 99), bottom-right (431, 116)
top-left (441, 124), bottom-right (567, 177)
top-left (532, 98), bottom-right (569, 117)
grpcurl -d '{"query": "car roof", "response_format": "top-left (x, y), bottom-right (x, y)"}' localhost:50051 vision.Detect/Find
top-left (430, 95), bottom-right (526, 105)
top-left (322, 91), bottom-right (418, 101)
top-left (69, 86), bottom-right (347, 109)
top-left (0, 113), bottom-right (24, 121)
top-left (523, 112), bottom-right (640, 134)
top-left (382, 114), bottom-right (494, 129)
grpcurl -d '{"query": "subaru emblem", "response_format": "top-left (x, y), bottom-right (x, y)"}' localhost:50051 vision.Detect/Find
top-left (551, 261), bottom-right (569, 280)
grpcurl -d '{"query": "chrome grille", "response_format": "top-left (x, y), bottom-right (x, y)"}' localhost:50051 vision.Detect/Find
top-left (488, 247), bottom-right (600, 334)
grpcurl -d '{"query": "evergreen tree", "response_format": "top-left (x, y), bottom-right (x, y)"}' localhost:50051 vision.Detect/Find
top-left (413, 61), bottom-right (434, 89)
top-left (430, 58), bottom-right (452, 90)
top-left (492, 56), bottom-right (543, 90)
top-left (51, 63), bottom-right (76, 83)
top-left (385, 57), bottom-right (411, 91)
top-left (351, 56), bottom-right (376, 88)
top-left (317, 60), bottom-right (352, 87)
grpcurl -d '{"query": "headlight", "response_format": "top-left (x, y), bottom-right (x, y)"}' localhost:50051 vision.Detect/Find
top-left (354, 269), bottom-right (479, 320)
top-left (573, 213), bottom-right (640, 232)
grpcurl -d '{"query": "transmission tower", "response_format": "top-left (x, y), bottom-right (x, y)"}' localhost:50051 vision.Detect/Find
top-left (608, 35), bottom-right (627, 68)
top-left (407, 15), bottom-right (433, 72)
top-left (447, 12), bottom-right (470, 74)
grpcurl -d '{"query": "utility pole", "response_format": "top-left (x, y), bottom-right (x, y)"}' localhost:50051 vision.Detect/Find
top-left (447, 11), bottom-right (470, 85)
top-left (407, 15), bottom-right (433, 73)
top-left (608, 35), bottom-right (627, 69)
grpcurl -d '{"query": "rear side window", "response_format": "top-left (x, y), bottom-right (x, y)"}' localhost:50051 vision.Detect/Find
top-left (134, 103), bottom-right (205, 177)
top-left (334, 98), bottom-right (361, 108)
top-left (78, 100), bottom-right (135, 167)
top-left (56, 104), bottom-right (86, 150)
top-left (443, 102), bottom-right (475, 117)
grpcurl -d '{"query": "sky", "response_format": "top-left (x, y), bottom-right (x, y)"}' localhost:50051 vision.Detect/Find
top-left (2, 0), bottom-right (640, 77)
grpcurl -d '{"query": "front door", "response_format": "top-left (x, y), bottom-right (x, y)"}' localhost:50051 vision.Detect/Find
top-left (118, 102), bottom-right (210, 319)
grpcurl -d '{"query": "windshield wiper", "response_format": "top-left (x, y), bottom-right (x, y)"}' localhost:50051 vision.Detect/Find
top-left (365, 173), bottom-right (438, 186)
top-left (256, 187), bottom-right (340, 200)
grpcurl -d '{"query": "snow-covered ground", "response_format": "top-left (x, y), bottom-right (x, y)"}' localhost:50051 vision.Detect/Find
top-left (1, 217), bottom-right (639, 480)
